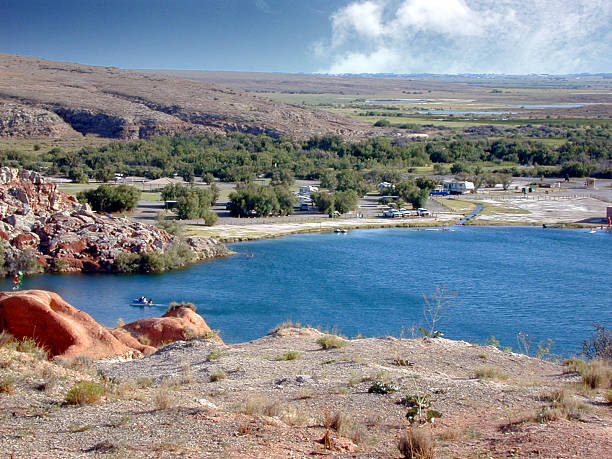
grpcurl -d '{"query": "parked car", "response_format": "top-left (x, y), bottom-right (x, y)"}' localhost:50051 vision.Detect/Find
top-left (430, 190), bottom-right (450, 196)
top-left (417, 208), bottom-right (430, 216)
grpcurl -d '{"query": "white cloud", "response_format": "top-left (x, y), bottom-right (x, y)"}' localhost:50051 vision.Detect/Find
top-left (330, 0), bottom-right (385, 45)
top-left (317, 0), bottom-right (612, 74)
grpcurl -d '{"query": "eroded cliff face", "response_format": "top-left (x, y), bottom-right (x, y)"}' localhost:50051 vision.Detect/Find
top-left (0, 103), bottom-right (81, 138)
top-left (0, 53), bottom-right (376, 141)
top-left (0, 167), bottom-right (228, 274)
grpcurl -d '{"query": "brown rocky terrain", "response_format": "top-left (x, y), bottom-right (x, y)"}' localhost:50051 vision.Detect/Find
top-left (0, 53), bottom-right (377, 141)
top-left (0, 167), bottom-right (228, 274)
top-left (1, 316), bottom-right (610, 458)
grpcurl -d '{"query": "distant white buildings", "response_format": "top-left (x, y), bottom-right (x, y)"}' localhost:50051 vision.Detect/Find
top-left (443, 180), bottom-right (475, 195)
top-left (378, 182), bottom-right (395, 194)
top-left (299, 185), bottom-right (318, 195)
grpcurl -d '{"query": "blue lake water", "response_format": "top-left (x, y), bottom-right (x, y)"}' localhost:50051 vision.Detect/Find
top-left (2, 227), bottom-right (610, 356)
top-left (418, 110), bottom-right (514, 115)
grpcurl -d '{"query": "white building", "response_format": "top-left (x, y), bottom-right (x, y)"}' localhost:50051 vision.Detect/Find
top-left (443, 180), bottom-right (475, 194)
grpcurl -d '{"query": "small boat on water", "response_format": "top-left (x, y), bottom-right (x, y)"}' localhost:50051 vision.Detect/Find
top-left (334, 228), bottom-right (348, 234)
top-left (131, 297), bottom-right (153, 306)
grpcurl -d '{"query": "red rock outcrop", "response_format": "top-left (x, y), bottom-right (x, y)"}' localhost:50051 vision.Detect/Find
top-left (0, 290), bottom-right (138, 359)
top-left (0, 167), bottom-right (229, 274)
top-left (122, 305), bottom-right (223, 347)
top-left (109, 328), bottom-right (156, 356)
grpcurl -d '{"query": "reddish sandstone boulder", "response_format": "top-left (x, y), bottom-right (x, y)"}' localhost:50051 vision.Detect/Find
top-left (123, 304), bottom-right (223, 347)
top-left (109, 328), bottom-right (156, 356)
top-left (0, 289), bottom-right (140, 359)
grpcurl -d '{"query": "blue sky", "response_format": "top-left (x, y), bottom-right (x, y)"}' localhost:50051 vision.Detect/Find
top-left (1, 0), bottom-right (611, 74)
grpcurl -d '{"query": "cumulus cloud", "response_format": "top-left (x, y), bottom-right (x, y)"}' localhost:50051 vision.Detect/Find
top-left (316, 0), bottom-right (612, 74)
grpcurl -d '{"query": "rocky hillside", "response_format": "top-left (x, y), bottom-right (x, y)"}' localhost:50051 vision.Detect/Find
top-left (1, 295), bottom-right (610, 457)
top-left (0, 167), bottom-right (228, 274)
top-left (0, 53), bottom-right (376, 141)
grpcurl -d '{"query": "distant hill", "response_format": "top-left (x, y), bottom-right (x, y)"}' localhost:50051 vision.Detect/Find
top-left (0, 53), bottom-right (375, 141)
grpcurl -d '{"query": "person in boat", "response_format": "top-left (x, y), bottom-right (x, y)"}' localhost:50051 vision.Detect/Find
top-left (148, 299), bottom-right (153, 305)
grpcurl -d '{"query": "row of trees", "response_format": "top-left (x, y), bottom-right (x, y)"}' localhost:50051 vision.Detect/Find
top-left (2, 126), bottom-right (609, 185)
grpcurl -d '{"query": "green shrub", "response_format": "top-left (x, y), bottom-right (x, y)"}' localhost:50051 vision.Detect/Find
top-left (206, 349), bottom-right (225, 361)
top-left (77, 184), bottom-right (140, 213)
top-left (275, 351), bottom-right (301, 361)
top-left (210, 370), bottom-right (227, 382)
top-left (317, 335), bottom-right (347, 349)
top-left (368, 381), bottom-right (401, 395)
top-left (64, 382), bottom-right (106, 405)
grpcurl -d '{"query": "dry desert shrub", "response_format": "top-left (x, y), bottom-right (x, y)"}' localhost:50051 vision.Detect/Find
top-left (582, 360), bottom-right (612, 389)
top-left (475, 366), bottom-right (509, 381)
top-left (243, 396), bottom-right (284, 417)
top-left (328, 411), bottom-right (367, 444)
top-left (269, 320), bottom-right (303, 334)
top-left (209, 370), bottom-right (227, 382)
top-left (3, 336), bottom-right (48, 360)
top-left (180, 361), bottom-right (193, 384)
top-left (536, 388), bottom-right (587, 421)
top-left (0, 374), bottom-right (17, 394)
top-left (136, 376), bottom-right (153, 388)
top-left (0, 331), bottom-right (14, 347)
top-left (275, 350), bottom-right (300, 361)
top-left (64, 381), bottom-right (106, 405)
top-left (206, 349), bottom-right (225, 361)
top-left (167, 301), bottom-right (196, 313)
top-left (154, 381), bottom-right (175, 410)
top-left (59, 355), bottom-right (96, 375)
top-left (317, 335), bottom-right (347, 349)
top-left (398, 428), bottom-right (435, 459)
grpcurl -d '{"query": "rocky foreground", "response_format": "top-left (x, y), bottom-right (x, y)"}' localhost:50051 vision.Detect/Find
top-left (0, 167), bottom-right (228, 274)
top-left (0, 291), bottom-right (611, 458)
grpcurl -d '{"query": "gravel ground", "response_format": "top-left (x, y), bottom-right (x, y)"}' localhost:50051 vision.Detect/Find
top-left (2, 327), bottom-right (611, 458)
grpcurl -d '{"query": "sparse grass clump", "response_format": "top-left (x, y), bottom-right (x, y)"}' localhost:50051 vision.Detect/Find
top-left (398, 428), bottom-right (435, 459)
top-left (317, 335), bottom-right (347, 350)
top-left (475, 366), bottom-right (509, 381)
top-left (243, 396), bottom-right (284, 417)
top-left (275, 350), bottom-right (301, 361)
top-left (3, 336), bottom-right (48, 360)
top-left (206, 349), bottom-right (226, 361)
top-left (327, 411), bottom-right (367, 444)
top-left (136, 376), bottom-right (153, 388)
top-left (154, 382), bottom-right (175, 410)
top-left (565, 358), bottom-right (612, 389)
top-left (166, 301), bottom-right (197, 314)
top-left (64, 382), bottom-right (106, 405)
top-left (0, 375), bottom-right (17, 394)
top-left (269, 320), bottom-right (303, 334)
top-left (210, 370), bottom-right (227, 382)
top-left (536, 388), bottom-right (588, 421)
top-left (582, 360), bottom-right (612, 389)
